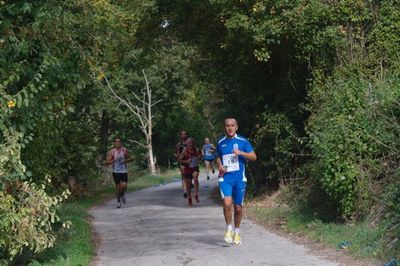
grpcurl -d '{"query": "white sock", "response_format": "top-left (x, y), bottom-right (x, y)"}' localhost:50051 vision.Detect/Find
top-left (227, 224), bottom-right (233, 232)
top-left (234, 227), bottom-right (240, 234)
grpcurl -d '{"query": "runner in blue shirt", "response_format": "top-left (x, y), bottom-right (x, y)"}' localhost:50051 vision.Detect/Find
top-left (216, 118), bottom-right (257, 245)
top-left (202, 137), bottom-right (216, 180)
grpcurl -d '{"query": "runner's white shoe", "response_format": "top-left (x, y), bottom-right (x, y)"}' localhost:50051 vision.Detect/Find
top-left (224, 230), bottom-right (233, 244)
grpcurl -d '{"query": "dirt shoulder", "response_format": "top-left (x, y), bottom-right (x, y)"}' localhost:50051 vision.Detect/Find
top-left (244, 192), bottom-right (383, 266)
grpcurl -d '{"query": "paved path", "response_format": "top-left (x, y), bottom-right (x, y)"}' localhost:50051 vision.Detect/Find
top-left (90, 174), bottom-right (338, 266)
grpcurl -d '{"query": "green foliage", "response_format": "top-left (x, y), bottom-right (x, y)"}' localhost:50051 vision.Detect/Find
top-left (0, 0), bottom-right (152, 263)
top-left (0, 179), bottom-right (70, 262)
top-left (252, 111), bottom-right (305, 188)
top-left (369, 1), bottom-right (400, 71)
top-left (382, 178), bottom-right (400, 257)
top-left (1, 0), bottom-right (400, 262)
top-left (307, 73), bottom-right (400, 218)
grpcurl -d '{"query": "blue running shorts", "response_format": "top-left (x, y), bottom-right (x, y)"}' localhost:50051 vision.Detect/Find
top-left (218, 177), bottom-right (246, 205)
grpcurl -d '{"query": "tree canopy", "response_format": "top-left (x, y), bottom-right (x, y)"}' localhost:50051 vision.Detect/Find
top-left (1, 0), bottom-right (400, 262)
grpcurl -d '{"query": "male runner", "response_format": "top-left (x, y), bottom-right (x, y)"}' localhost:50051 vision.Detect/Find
top-left (174, 130), bottom-right (189, 198)
top-left (106, 138), bottom-right (133, 208)
top-left (202, 137), bottom-right (216, 180)
top-left (216, 118), bottom-right (257, 245)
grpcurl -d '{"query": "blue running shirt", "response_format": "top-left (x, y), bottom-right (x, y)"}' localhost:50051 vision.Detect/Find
top-left (217, 134), bottom-right (254, 182)
top-left (203, 143), bottom-right (214, 160)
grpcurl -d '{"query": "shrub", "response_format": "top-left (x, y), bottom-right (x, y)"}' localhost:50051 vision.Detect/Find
top-left (307, 73), bottom-right (400, 219)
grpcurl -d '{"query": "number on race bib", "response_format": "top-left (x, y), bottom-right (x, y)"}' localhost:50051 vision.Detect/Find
top-left (222, 153), bottom-right (239, 172)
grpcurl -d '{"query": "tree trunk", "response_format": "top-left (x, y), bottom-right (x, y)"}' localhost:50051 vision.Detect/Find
top-left (147, 142), bottom-right (157, 175)
top-left (147, 97), bottom-right (157, 175)
top-left (104, 70), bottom-right (160, 176)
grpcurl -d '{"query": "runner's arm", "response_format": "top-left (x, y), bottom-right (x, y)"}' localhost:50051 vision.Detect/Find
top-left (178, 148), bottom-right (189, 164)
top-left (211, 144), bottom-right (216, 151)
top-left (105, 151), bottom-right (114, 166)
top-left (174, 144), bottom-right (180, 159)
top-left (123, 149), bottom-right (133, 163)
top-left (197, 148), bottom-right (202, 160)
top-left (233, 149), bottom-right (257, 161)
top-left (216, 157), bottom-right (225, 174)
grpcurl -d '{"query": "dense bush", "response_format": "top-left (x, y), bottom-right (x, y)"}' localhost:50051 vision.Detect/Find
top-left (307, 73), bottom-right (400, 218)
top-left (252, 111), bottom-right (306, 190)
top-left (0, 180), bottom-right (70, 263)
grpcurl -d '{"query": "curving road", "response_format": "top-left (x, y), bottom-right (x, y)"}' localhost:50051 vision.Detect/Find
top-left (90, 174), bottom-right (338, 266)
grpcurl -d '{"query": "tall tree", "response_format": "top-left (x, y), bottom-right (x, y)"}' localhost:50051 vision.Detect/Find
top-left (103, 70), bottom-right (160, 175)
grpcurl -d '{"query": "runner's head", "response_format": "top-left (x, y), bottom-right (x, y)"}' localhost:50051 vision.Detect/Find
top-left (179, 130), bottom-right (188, 142)
top-left (114, 138), bottom-right (122, 148)
top-left (224, 118), bottom-right (238, 138)
top-left (204, 137), bottom-right (210, 144)
top-left (186, 137), bottom-right (194, 148)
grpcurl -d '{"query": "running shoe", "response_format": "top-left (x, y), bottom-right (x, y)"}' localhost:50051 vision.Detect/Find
top-left (117, 202), bottom-right (121, 208)
top-left (121, 194), bottom-right (126, 204)
top-left (195, 194), bottom-right (200, 202)
top-left (224, 230), bottom-right (233, 244)
top-left (233, 233), bottom-right (241, 245)
top-left (183, 191), bottom-right (188, 198)
top-left (188, 198), bottom-right (193, 207)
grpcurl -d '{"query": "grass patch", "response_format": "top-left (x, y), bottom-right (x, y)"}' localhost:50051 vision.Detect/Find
top-left (28, 170), bottom-right (180, 266)
top-left (246, 187), bottom-right (387, 264)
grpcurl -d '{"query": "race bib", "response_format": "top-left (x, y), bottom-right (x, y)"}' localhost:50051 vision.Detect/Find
top-left (189, 156), bottom-right (198, 168)
top-left (222, 153), bottom-right (239, 172)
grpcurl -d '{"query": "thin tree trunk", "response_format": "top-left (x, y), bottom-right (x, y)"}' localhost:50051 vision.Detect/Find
top-left (144, 70), bottom-right (157, 175)
top-left (103, 70), bottom-right (161, 175)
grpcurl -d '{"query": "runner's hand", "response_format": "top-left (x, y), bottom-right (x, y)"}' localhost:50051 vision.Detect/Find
top-left (218, 165), bottom-right (226, 175)
top-left (233, 149), bottom-right (242, 156)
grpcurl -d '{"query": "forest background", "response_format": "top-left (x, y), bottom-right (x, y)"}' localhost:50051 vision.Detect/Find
top-left (1, 0), bottom-right (399, 264)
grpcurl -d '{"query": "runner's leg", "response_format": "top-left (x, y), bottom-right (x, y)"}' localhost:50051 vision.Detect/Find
top-left (180, 165), bottom-right (187, 195)
top-left (113, 173), bottom-right (121, 204)
top-left (232, 180), bottom-right (246, 244)
top-left (232, 180), bottom-right (246, 228)
top-left (193, 171), bottom-right (200, 202)
top-left (184, 176), bottom-right (192, 206)
top-left (210, 159), bottom-right (215, 174)
top-left (204, 160), bottom-right (210, 179)
top-left (223, 197), bottom-right (233, 226)
top-left (116, 183), bottom-right (121, 200)
top-left (222, 197), bottom-right (234, 243)
top-left (220, 179), bottom-right (234, 243)
top-left (115, 182), bottom-right (122, 208)
top-left (233, 205), bottom-right (243, 228)
top-left (120, 178), bottom-right (127, 203)
top-left (120, 173), bottom-right (128, 193)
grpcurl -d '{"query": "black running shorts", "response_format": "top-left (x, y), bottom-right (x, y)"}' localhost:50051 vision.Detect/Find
top-left (113, 173), bottom-right (128, 184)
